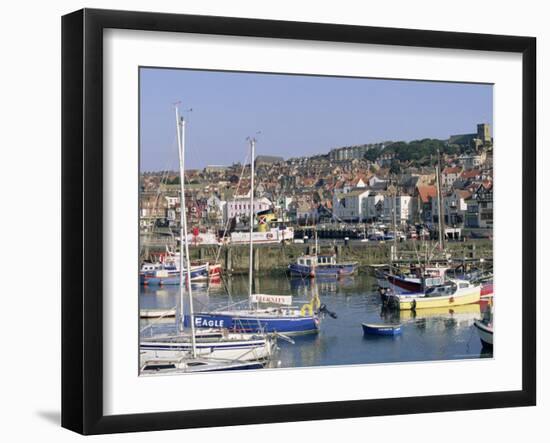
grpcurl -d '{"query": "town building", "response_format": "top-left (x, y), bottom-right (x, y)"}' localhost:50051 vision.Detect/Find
top-left (255, 155), bottom-right (284, 165)
top-left (413, 185), bottom-right (437, 223)
top-left (465, 183), bottom-right (493, 228)
top-left (329, 143), bottom-right (386, 161)
top-left (362, 193), bottom-right (385, 221)
top-left (332, 189), bottom-right (370, 222)
top-left (223, 196), bottom-right (273, 223)
top-left (477, 123), bottom-right (492, 145)
top-left (382, 195), bottom-right (413, 224)
top-left (441, 166), bottom-right (462, 189)
top-left (458, 152), bottom-right (487, 170)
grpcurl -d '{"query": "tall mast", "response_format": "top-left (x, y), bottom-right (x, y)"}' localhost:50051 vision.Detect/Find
top-left (314, 226), bottom-right (318, 257)
top-left (248, 137), bottom-right (255, 301)
top-left (435, 147), bottom-right (445, 251)
top-left (392, 176), bottom-right (398, 262)
top-left (175, 106), bottom-right (196, 357)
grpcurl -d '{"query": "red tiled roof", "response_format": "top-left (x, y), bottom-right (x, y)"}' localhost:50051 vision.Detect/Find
top-left (442, 167), bottom-right (462, 175)
top-left (417, 185), bottom-right (437, 203)
top-left (455, 190), bottom-right (472, 199)
top-left (460, 169), bottom-right (481, 179)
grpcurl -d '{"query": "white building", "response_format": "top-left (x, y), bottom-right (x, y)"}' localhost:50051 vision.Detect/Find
top-left (431, 190), bottom-right (471, 225)
top-left (342, 178), bottom-right (366, 193)
top-left (368, 175), bottom-right (388, 187)
top-left (223, 197), bottom-right (272, 223)
top-left (332, 189), bottom-right (370, 222)
top-left (206, 195), bottom-right (226, 223)
top-left (441, 167), bottom-right (462, 189)
top-left (458, 152), bottom-right (486, 170)
top-left (382, 195), bottom-right (413, 224)
top-left (164, 196), bottom-right (179, 208)
top-left (362, 193), bottom-right (385, 220)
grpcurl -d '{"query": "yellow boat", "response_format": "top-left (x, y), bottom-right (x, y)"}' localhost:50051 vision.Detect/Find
top-left (389, 279), bottom-right (481, 311)
top-left (399, 302), bottom-right (481, 321)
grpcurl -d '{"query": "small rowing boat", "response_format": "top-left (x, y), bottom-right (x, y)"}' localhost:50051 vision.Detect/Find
top-left (362, 322), bottom-right (402, 336)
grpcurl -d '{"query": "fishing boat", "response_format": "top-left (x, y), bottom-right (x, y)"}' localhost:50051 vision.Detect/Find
top-left (473, 319), bottom-right (493, 348)
top-left (194, 137), bottom-right (321, 335)
top-left (288, 229), bottom-right (357, 278)
top-left (208, 263), bottom-right (223, 279)
top-left (474, 303), bottom-right (493, 348)
top-left (362, 322), bottom-right (402, 336)
top-left (480, 281), bottom-right (494, 298)
top-left (140, 261), bottom-right (209, 285)
top-left (383, 265), bottom-right (448, 293)
top-left (288, 254), bottom-right (358, 278)
top-left (387, 278), bottom-right (481, 310)
top-left (139, 106), bottom-right (274, 373)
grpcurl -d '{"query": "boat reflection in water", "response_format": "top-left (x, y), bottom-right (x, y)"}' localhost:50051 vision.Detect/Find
top-left (402, 303), bottom-right (480, 321)
top-left (381, 303), bottom-right (483, 332)
top-left (266, 333), bottom-right (321, 369)
top-left (289, 275), bottom-right (356, 295)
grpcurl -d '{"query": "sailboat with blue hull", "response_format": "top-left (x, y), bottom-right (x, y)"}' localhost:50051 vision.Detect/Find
top-left (187, 310), bottom-right (319, 334)
top-left (193, 137), bottom-right (321, 336)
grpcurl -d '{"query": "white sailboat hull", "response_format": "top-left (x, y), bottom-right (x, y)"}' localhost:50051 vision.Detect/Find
top-left (474, 320), bottom-right (493, 348)
top-left (140, 334), bottom-right (275, 362)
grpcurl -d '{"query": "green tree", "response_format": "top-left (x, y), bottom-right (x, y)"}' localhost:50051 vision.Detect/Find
top-left (364, 146), bottom-right (382, 162)
top-left (389, 160), bottom-right (401, 175)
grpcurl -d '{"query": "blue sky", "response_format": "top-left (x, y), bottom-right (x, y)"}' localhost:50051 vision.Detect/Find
top-left (140, 68), bottom-right (493, 171)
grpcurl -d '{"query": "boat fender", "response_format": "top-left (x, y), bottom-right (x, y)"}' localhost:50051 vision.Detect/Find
top-left (301, 303), bottom-right (313, 316)
top-left (449, 297), bottom-right (455, 304)
top-left (411, 299), bottom-right (417, 310)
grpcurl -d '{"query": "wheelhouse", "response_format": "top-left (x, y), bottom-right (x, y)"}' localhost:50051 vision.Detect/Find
top-left (296, 255), bottom-right (337, 267)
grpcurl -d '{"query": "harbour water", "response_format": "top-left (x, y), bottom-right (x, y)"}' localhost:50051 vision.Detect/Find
top-left (139, 273), bottom-right (492, 370)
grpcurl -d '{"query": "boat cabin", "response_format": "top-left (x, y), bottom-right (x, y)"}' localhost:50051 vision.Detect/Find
top-left (424, 279), bottom-right (474, 297)
top-left (297, 255), bottom-right (337, 267)
top-left (141, 263), bottom-right (161, 272)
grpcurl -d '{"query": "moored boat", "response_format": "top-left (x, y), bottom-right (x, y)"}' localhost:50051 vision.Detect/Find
top-left (189, 307), bottom-right (320, 335)
top-left (362, 322), bottom-right (402, 336)
top-left (480, 281), bottom-right (494, 298)
top-left (208, 262), bottom-right (223, 279)
top-left (289, 254), bottom-right (358, 278)
top-left (387, 278), bottom-right (481, 310)
top-left (383, 265), bottom-right (447, 293)
top-left (140, 261), bottom-right (209, 285)
top-left (140, 330), bottom-right (276, 362)
top-left (473, 319), bottom-right (493, 348)
top-left (140, 354), bottom-right (265, 374)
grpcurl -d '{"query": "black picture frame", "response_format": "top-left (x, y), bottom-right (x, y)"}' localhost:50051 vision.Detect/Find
top-left (62, 8), bottom-right (536, 435)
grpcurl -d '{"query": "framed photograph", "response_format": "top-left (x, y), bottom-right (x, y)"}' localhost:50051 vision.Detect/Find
top-left (62, 8), bottom-right (536, 435)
